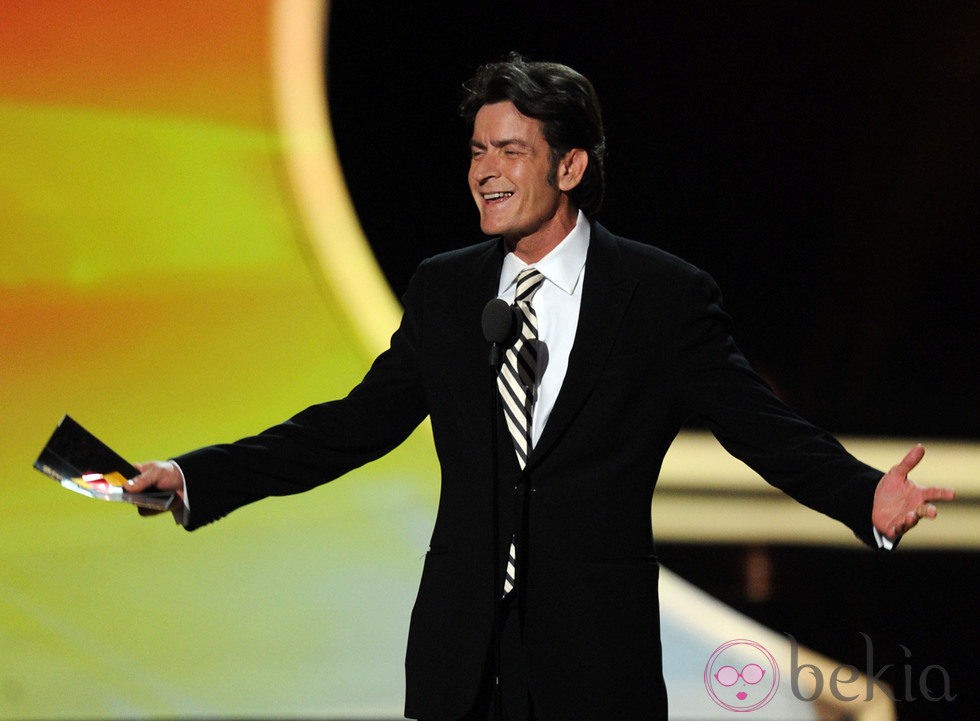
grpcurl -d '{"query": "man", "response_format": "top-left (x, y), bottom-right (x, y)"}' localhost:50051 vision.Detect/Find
top-left (128, 55), bottom-right (954, 720)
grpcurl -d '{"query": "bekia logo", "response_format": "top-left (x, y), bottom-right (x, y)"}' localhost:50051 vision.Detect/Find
top-left (704, 634), bottom-right (956, 711)
top-left (704, 639), bottom-right (780, 711)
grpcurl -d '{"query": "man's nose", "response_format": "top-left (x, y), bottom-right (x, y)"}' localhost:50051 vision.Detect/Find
top-left (474, 155), bottom-right (500, 183)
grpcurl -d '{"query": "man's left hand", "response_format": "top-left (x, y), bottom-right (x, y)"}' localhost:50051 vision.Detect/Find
top-left (872, 444), bottom-right (955, 542)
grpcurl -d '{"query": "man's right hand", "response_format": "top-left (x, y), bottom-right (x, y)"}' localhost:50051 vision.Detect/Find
top-left (127, 460), bottom-right (187, 521)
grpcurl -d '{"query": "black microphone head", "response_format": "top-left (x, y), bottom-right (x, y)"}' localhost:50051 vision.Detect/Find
top-left (482, 298), bottom-right (518, 345)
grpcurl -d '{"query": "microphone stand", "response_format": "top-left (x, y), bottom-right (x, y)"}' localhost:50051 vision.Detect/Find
top-left (482, 298), bottom-right (518, 721)
top-left (488, 340), bottom-right (504, 721)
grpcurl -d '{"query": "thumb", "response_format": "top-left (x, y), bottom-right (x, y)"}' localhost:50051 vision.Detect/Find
top-left (892, 444), bottom-right (925, 477)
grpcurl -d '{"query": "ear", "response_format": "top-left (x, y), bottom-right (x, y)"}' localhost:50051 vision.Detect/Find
top-left (556, 148), bottom-right (589, 192)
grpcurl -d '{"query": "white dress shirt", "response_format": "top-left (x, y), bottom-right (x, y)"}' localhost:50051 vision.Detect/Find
top-left (496, 210), bottom-right (590, 448)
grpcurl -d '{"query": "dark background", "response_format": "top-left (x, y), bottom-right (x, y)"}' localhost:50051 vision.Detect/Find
top-left (326, 2), bottom-right (977, 718)
top-left (328, 0), bottom-right (977, 441)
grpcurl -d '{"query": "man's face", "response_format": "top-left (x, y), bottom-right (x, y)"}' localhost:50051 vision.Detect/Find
top-left (468, 101), bottom-right (567, 243)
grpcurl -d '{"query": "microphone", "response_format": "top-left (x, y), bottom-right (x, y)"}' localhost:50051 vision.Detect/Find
top-left (482, 298), bottom-right (519, 367)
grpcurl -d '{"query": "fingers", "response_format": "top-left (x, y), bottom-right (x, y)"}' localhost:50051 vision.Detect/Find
top-left (126, 463), bottom-right (155, 492)
top-left (907, 486), bottom-right (954, 524)
top-left (922, 485), bottom-right (956, 503)
top-left (889, 501), bottom-right (943, 539)
top-left (892, 444), bottom-right (925, 477)
top-left (887, 509), bottom-right (922, 539)
top-left (126, 460), bottom-right (183, 494)
top-left (138, 505), bottom-right (167, 517)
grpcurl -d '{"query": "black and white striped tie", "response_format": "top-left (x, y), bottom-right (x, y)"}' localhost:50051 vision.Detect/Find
top-left (498, 267), bottom-right (545, 596)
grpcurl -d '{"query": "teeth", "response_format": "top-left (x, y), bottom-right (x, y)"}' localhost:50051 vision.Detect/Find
top-left (483, 192), bottom-right (513, 200)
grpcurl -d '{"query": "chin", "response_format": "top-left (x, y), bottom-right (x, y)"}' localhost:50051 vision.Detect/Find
top-left (479, 218), bottom-right (506, 237)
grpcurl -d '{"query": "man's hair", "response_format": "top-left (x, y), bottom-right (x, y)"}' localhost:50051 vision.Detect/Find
top-left (459, 53), bottom-right (607, 217)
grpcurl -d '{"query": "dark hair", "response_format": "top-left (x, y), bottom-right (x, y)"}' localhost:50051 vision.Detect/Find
top-left (460, 53), bottom-right (606, 216)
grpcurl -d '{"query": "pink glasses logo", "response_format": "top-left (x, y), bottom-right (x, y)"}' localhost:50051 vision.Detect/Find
top-left (704, 639), bottom-right (780, 712)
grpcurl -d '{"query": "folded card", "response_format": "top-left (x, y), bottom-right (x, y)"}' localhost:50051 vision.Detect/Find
top-left (34, 415), bottom-right (174, 511)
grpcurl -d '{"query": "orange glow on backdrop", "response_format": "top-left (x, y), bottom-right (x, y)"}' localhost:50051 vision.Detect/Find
top-left (0, 1), bottom-right (270, 126)
top-left (1, 2), bottom-right (436, 718)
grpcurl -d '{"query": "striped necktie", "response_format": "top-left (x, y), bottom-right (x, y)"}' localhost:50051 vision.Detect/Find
top-left (498, 267), bottom-right (545, 596)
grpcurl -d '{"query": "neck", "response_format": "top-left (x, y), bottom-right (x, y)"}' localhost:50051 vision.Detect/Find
top-left (505, 206), bottom-right (579, 264)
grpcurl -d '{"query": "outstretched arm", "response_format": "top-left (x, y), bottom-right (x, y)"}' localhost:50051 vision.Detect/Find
top-left (871, 445), bottom-right (955, 543)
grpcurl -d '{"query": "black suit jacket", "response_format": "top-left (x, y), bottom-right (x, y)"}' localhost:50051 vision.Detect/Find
top-left (175, 222), bottom-right (883, 720)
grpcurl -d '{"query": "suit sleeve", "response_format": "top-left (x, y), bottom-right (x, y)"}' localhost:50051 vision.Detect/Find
top-left (174, 263), bottom-right (430, 531)
top-left (673, 269), bottom-right (884, 548)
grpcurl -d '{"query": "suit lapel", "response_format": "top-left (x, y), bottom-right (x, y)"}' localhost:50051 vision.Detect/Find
top-left (529, 223), bottom-right (636, 467)
top-left (447, 238), bottom-right (506, 446)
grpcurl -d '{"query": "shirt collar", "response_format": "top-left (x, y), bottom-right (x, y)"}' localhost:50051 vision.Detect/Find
top-left (498, 210), bottom-right (590, 296)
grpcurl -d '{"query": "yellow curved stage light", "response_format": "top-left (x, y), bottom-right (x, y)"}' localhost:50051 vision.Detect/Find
top-left (271, 0), bottom-right (401, 355)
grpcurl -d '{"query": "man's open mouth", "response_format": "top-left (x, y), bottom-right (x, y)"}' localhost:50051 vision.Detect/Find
top-left (482, 191), bottom-right (514, 201)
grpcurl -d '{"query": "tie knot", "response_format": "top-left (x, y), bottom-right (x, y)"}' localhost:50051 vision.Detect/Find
top-left (515, 268), bottom-right (544, 303)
